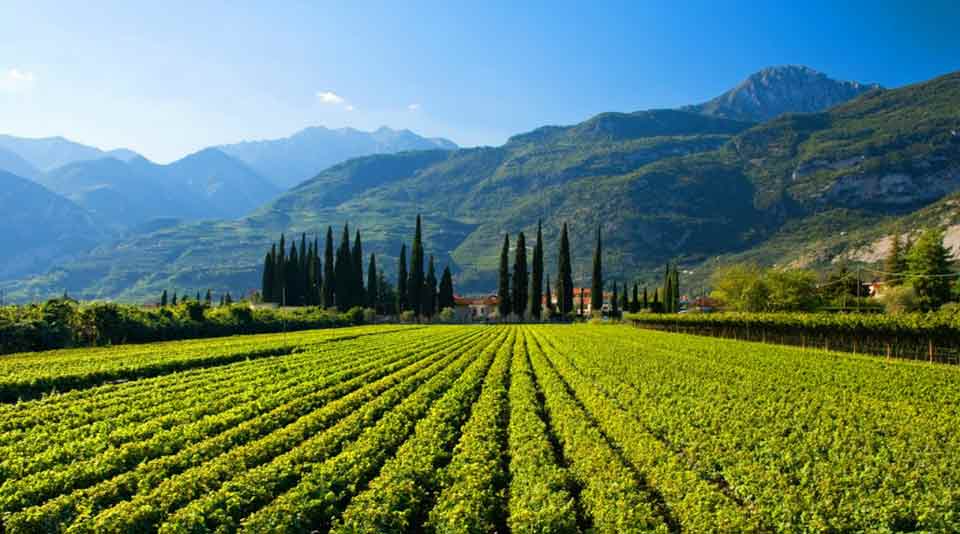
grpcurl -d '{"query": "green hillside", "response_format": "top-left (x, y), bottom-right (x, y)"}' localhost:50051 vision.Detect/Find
top-left (6, 72), bottom-right (960, 302)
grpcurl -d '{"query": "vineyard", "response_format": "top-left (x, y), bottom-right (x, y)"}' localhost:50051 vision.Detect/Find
top-left (1, 324), bottom-right (959, 533)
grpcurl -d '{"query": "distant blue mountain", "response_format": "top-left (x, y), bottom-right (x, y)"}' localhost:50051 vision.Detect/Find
top-left (0, 135), bottom-right (142, 172)
top-left (219, 125), bottom-right (458, 188)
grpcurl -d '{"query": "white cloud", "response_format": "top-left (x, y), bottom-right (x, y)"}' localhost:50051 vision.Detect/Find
top-left (0, 68), bottom-right (36, 92)
top-left (407, 103), bottom-right (421, 111)
top-left (345, 104), bottom-right (355, 112)
top-left (316, 91), bottom-right (345, 105)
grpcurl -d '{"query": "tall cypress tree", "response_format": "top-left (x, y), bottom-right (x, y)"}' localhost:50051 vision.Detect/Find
top-left (619, 283), bottom-right (628, 314)
top-left (642, 286), bottom-right (649, 310)
top-left (286, 241), bottom-right (299, 306)
top-left (579, 287), bottom-right (585, 316)
top-left (631, 283), bottom-right (639, 313)
top-left (172, 291), bottom-right (178, 306)
top-left (409, 215), bottom-right (425, 315)
top-left (530, 220), bottom-right (544, 319)
top-left (367, 253), bottom-right (378, 310)
top-left (205, 289), bottom-right (212, 305)
top-left (299, 234), bottom-right (307, 304)
top-left (591, 225), bottom-right (603, 315)
top-left (352, 229), bottom-right (364, 306)
top-left (334, 224), bottom-right (352, 311)
top-left (558, 223), bottom-right (573, 314)
top-left (160, 290), bottom-right (168, 307)
top-left (322, 227), bottom-right (335, 308)
top-left (424, 255), bottom-right (438, 317)
top-left (438, 265), bottom-right (454, 311)
top-left (611, 282), bottom-right (619, 317)
top-left (261, 250), bottom-right (274, 303)
top-left (673, 267), bottom-right (681, 312)
top-left (313, 237), bottom-right (321, 305)
top-left (397, 244), bottom-right (409, 312)
top-left (512, 232), bottom-right (528, 318)
top-left (663, 264), bottom-right (673, 313)
top-left (544, 276), bottom-right (553, 317)
top-left (275, 234), bottom-right (286, 304)
top-left (498, 234), bottom-right (511, 318)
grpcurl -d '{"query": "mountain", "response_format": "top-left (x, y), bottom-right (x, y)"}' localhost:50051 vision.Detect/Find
top-left (0, 171), bottom-right (104, 279)
top-left (218, 126), bottom-right (458, 188)
top-left (684, 65), bottom-right (881, 122)
top-left (0, 146), bottom-right (43, 182)
top-left (0, 135), bottom-right (142, 172)
top-left (5, 67), bottom-right (959, 302)
top-left (41, 149), bottom-right (279, 229)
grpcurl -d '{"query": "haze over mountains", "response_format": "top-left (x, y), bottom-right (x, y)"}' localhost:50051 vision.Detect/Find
top-left (4, 65), bottom-right (959, 302)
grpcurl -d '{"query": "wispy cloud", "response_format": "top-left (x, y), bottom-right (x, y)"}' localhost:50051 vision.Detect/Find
top-left (407, 103), bottom-right (421, 111)
top-left (345, 104), bottom-right (355, 112)
top-left (316, 90), bottom-right (345, 105)
top-left (0, 68), bottom-right (36, 92)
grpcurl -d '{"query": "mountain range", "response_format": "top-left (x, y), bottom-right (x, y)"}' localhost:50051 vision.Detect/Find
top-left (0, 127), bottom-right (458, 279)
top-left (5, 65), bottom-right (959, 302)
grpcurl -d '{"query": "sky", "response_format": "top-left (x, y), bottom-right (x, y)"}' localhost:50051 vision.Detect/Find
top-left (1, 0), bottom-right (957, 163)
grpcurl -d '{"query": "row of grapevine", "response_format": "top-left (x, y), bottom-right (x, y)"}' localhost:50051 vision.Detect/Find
top-left (524, 330), bottom-right (670, 533)
top-left (531, 328), bottom-right (764, 533)
top-left (425, 327), bottom-right (515, 533)
top-left (626, 311), bottom-right (960, 362)
top-left (0, 325), bottom-right (417, 401)
top-left (331, 329), bottom-right (514, 533)
top-left (233, 329), bottom-right (508, 532)
top-left (558, 326), bottom-right (960, 533)
top-left (2, 327), bottom-right (484, 532)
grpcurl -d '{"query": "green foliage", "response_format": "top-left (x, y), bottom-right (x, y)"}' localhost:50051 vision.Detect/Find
top-left (0, 301), bottom-right (365, 357)
top-left (906, 227), bottom-right (955, 311)
top-left (711, 263), bottom-right (820, 312)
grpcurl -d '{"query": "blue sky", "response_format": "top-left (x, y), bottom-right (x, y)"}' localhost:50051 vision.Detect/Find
top-left (1, 0), bottom-right (957, 162)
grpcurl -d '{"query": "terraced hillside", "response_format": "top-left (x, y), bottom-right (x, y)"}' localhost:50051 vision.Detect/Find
top-left (1, 325), bottom-right (958, 532)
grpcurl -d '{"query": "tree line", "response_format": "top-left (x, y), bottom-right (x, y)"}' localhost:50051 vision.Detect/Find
top-left (259, 215), bottom-right (455, 317)
top-left (496, 222), bottom-right (682, 319)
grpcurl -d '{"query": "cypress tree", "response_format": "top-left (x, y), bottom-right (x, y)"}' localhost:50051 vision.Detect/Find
top-left (262, 250), bottom-right (274, 303)
top-left (205, 289), bottom-right (212, 305)
top-left (631, 283), bottom-right (639, 313)
top-left (642, 286), bottom-right (649, 310)
top-left (530, 220), bottom-right (544, 319)
top-left (299, 234), bottom-right (307, 304)
top-left (439, 265), bottom-right (454, 311)
top-left (673, 267), bottom-right (681, 312)
top-left (322, 227), bottom-right (335, 308)
top-left (591, 225), bottom-right (603, 314)
top-left (367, 253), bottom-right (378, 310)
top-left (663, 264), bottom-right (673, 313)
top-left (352, 229), bottom-right (364, 306)
top-left (196, 291), bottom-right (201, 303)
top-left (160, 290), bottom-right (168, 307)
top-left (397, 244), bottom-right (409, 312)
top-left (225, 292), bottom-right (233, 305)
top-left (172, 291), bottom-right (178, 306)
top-left (219, 294), bottom-right (225, 306)
top-left (424, 255), bottom-right (438, 317)
top-left (498, 234), bottom-right (511, 318)
top-left (409, 215), bottom-right (425, 315)
top-left (579, 287), bottom-right (585, 317)
top-left (612, 282), bottom-right (619, 317)
top-left (557, 223), bottom-right (573, 314)
top-left (544, 276), bottom-right (553, 317)
top-left (334, 224), bottom-right (352, 311)
top-left (512, 232), bottom-right (528, 318)
top-left (286, 242), bottom-right (299, 307)
top-left (884, 227), bottom-right (907, 287)
top-left (314, 238), bottom-right (321, 305)
top-left (619, 283), bottom-right (628, 314)
top-left (275, 234), bottom-right (286, 303)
